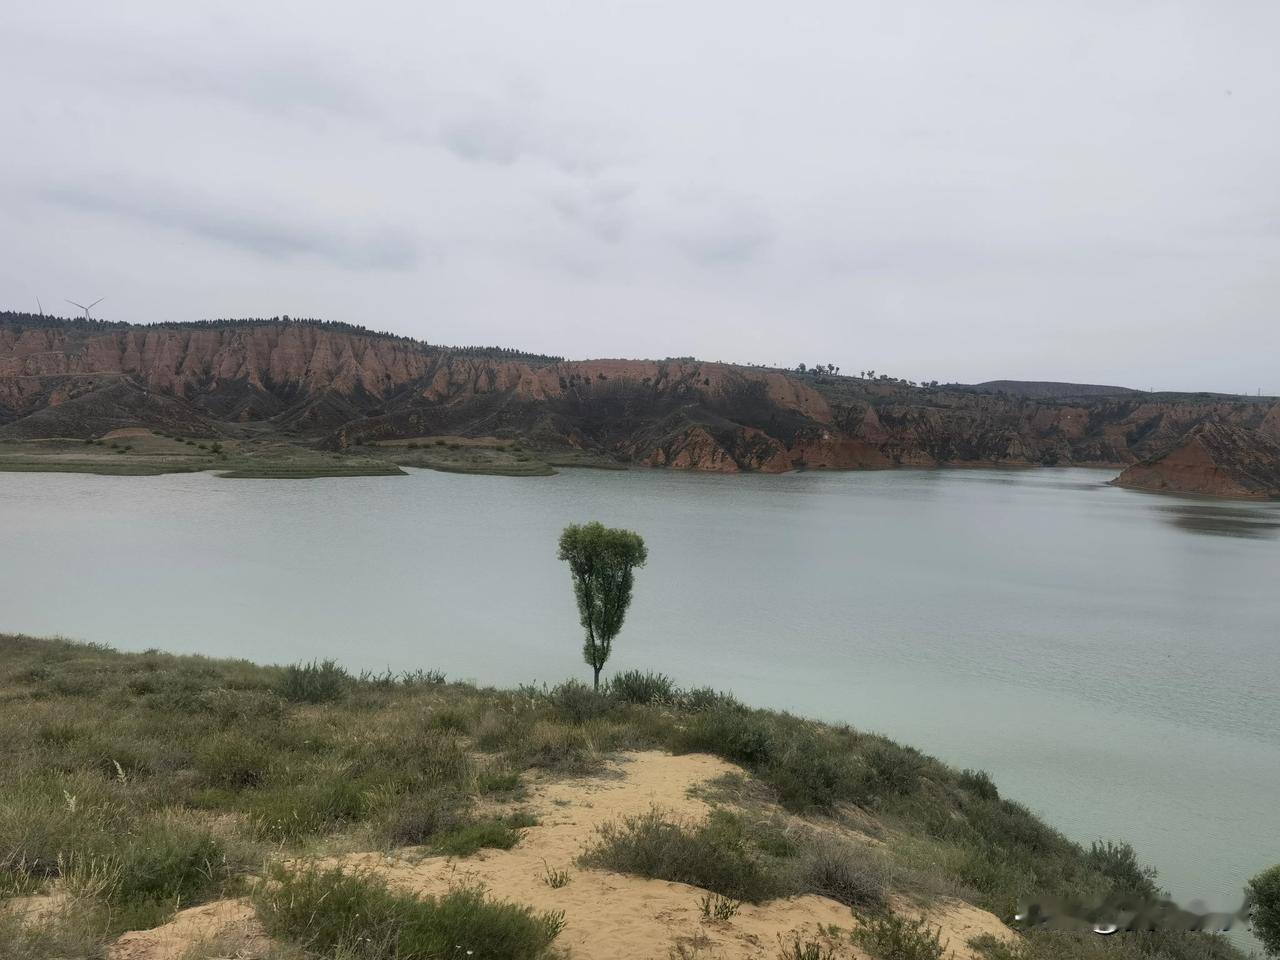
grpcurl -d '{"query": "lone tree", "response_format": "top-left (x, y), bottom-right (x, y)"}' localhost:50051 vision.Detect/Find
top-left (1250, 864), bottom-right (1280, 957)
top-left (557, 522), bottom-right (648, 690)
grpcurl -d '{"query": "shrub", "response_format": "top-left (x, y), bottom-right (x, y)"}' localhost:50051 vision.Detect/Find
top-left (766, 735), bottom-right (849, 810)
top-left (276, 660), bottom-right (349, 703)
top-left (434, 819), bottom-right (526, 857)
top-left (699, 892), bottom-right (740, 920)
top-left (400, 668), bottom-right (447, 686)
top-left (959, 769), bottom-right (999, 802)
top-left (853, 912), bottom-right (949, 960)
top-left (190, 688), bottom-right (285, 725)
top-left (673, 707), bottom-right (774, 766)
top-left (255, 867), bottom-right (563, 959)
top-left (609, 670), bottom-right (675, 705)
top-left (477, 768), bottom-right (523, 795)
top-left (111, 827), bottom-right (226, 905)
top-left (0, 894), bottom-right (105, 960)
top-left (514, 721), bottom-right (599, 774)
top-left (1086, 841), bottom-right (1159, 899)
top-left (548, 680), bottom-right (614, 724)
top-left (581, 808), bottom-right (781, 903)
top-left (859, 741), bottom-right (926, 800)
top-left (195, 732), bottom-right (270, 789)
top-left (797, 837), bottom-right (890, 911)
top-left (249, 778), bottom-right (369, 842)
top-left (969, 929), bottom-right (1243, 960)
top-left (382, 791), bottom-right (463, 846)
top-left (777, 937), bottom-right (837, 960)
top-left (542, 861), bottom-right (571, 888)
top-left (1250, 864), bottom-right (1280, 958)
top-left (415, 736), bottom-right (472, 788)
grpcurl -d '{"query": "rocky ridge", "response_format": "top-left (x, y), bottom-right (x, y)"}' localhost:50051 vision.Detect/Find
top-left (1, 312), bottom-right (1276, 497)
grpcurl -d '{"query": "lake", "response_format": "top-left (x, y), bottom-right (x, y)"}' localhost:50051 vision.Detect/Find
top-left (4, 465), bottom-right (1278, 938)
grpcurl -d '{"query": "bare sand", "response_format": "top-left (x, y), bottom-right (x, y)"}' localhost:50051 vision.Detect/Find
top-left (106, 751), bottom-right (1014, 960)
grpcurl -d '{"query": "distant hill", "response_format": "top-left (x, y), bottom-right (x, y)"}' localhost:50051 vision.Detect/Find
top-left (2, 311), bottom-right (1278, 496)
top-left (963, 380), bottom-right (1140, 399)
top-left (1113, 422), bottom-right (1280, 499)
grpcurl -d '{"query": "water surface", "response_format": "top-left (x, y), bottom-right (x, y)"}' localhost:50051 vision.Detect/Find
top-left (3, 465), bottom-right (1278, 934)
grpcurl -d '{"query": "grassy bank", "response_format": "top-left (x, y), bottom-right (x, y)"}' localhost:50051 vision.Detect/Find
top-left (0, 435), bottom-right (405, 479)
top-left (0, 637), bottom-right (1246, 960)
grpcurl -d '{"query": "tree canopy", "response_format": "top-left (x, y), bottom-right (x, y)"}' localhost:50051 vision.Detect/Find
top-left (557, 522), bottom-right (647, 689)
top-left (1250, 864), bottom-right (1280, 957)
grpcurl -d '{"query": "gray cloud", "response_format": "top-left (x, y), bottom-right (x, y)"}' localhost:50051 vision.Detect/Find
top-left (44, 184), bottom-right (418, 270)
top-left (667, 190), bottom-right (775, 265)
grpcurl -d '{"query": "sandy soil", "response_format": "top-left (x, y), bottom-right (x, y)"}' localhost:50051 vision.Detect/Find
top-left (105, 751), bottom-right (1013, 960)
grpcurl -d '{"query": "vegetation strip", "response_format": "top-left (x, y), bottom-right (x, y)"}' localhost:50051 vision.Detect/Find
top-left (0, 636), bottom-right (1265, 959)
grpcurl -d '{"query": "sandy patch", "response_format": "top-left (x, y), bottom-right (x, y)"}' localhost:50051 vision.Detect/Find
top-left (108, 898), bottom-right (265, 960)
top-left (106, 751), bottom-right (1014, 960)
top-left (337, 752), bottom-right (856, 959)
top-left (3, 891), bottom-right (69, 921)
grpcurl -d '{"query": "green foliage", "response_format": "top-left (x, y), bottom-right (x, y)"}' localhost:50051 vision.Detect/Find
top-left (249, 777), bottom-right (371, 842)
top-left (609, 669), bottom-right (676, 704)
top-left (0, 895), bottom-right (105, 960)
top-left (1086, 841), bottom-right (1160, 899)
top-left (276, 659), bottom-right (350, 703)
top-left (581, 807), bottom-right (783, 903)
top-left (255, 867), bottom-right (563, 959)
top-left (777, 936), bottom-right (837, 960)
top-left (0, 636), bottom-right (1252, 960)
top-left (381, 791), bottom-right (463, 846)
top-left (673, 705), bottom-right (775, 766)
top-left (433, 818), bottom-right (526, 857)
top-left (798, 837), bottom-right (890, 911)
top-left (558, 522), bottom-right (648, 689)
top-left (103, 822), bottom-right (232, 932)
top-left (968, 929), bottom-right (1244, 960)
top-left (853, 912), bottom-right (950, 960)
top-left (959, 769), bottom-right (999, 802)
top-left (1250, 863), bottom-right (1280, 957)
top-left (699, 892), bottom-right (740, 920)
top-left (195, 731), bottom-right (271, 789)
top-left (548, 679), bottom-right (614, 723)
top-left (542, 860), bottom-right (571, 888)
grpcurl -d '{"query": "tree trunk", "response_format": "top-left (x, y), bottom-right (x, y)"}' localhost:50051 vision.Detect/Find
top-left (593, 664), bottom-right (601, 691)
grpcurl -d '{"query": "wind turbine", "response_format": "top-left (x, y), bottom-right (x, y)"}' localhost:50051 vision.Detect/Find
top-left (66, 298), bottom-right (103, 320)
top-left (36, 297), bottom-right (43, 317)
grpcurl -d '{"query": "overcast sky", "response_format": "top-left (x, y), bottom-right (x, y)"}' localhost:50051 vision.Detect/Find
top-left (2, 2), bottom-right (1277, 392)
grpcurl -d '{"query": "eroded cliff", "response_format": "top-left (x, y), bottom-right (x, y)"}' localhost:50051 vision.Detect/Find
top-left (1, 313), bottom-right (1275, 497)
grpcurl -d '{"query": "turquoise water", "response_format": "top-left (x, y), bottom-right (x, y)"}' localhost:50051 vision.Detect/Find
top-left (3, 465), bottom-right (1278, 937)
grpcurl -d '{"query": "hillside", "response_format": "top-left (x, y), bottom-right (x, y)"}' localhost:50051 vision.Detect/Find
top-left (0, 636), bottom-right (1248, 960)
top-left (1112, 422), bottom-right (1280, 499)
top-left (2, 312), bottom-right (1277, 495)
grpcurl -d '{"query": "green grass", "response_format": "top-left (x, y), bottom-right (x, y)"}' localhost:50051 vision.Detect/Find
top-left (0, 636), bottom-right (1249, 960)
top-left (254, 867), bottom-right (564, 959)
top-left (216, 462), bottom-right (406, 478)
top-left (968, 929), bottom-right (1245, 960)
top-left (0, 459), bottom-right (203, 476)
top-left (581, 807), bottom-right (785, 903)
top-left (0, 435), bottom-right (408, 479)
top-left (417, 459), bottom-right (556, 477)
top-left (853, 912), bottom-right (950, 960)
